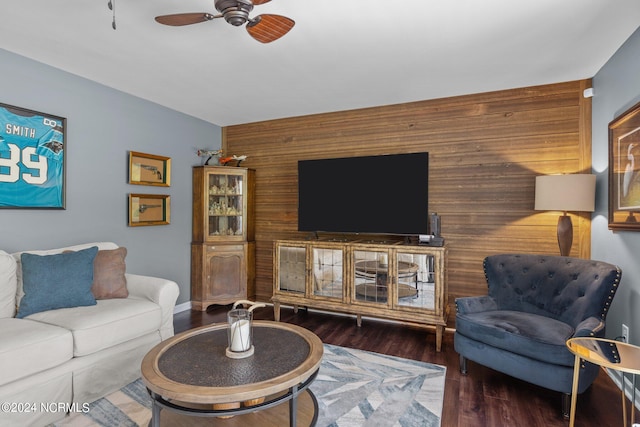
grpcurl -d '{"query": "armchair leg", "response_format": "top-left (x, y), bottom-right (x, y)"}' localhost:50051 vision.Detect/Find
top-left (459, 355), bottom-right (468, 375)
top-left (561, 393), bottom-right (571, 419)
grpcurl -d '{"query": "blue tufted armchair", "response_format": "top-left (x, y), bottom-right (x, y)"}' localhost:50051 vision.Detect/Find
top-left (454, 254), bottom-right (622, 416)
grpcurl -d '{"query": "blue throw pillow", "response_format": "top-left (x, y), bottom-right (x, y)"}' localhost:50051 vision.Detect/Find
top-left (17, 246), bottom-right (99, 318)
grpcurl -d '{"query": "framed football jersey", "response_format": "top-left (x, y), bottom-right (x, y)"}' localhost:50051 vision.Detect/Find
top-left (0, 103), bottom-right (66, 208)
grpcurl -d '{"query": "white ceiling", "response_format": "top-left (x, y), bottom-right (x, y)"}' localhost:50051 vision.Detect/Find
top-left (2, 0), bottom-right (639, 127)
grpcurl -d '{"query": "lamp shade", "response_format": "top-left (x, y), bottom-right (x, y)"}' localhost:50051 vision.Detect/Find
top-left (534, 174), bottom-right (596, 212)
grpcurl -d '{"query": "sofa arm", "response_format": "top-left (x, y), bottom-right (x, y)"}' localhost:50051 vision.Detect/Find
top-left (455, 295), bottom-right (498, 315)
top-left (125, 273), bottom-right (179, 341)
top-left (573, 316), bottom-right (606, 338)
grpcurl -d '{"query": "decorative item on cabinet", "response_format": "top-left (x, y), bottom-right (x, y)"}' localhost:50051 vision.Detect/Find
top-left (197, 148), bottom-right (223, 165)
top-left (219, 154), bottom-right (248, 167)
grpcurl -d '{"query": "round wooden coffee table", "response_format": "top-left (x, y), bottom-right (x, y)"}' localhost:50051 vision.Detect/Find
top-left (141, 321), bottom-right (323, 427)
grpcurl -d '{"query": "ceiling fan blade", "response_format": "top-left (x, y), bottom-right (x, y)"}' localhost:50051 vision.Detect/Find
top-left (246, 14), bottom-right (295, 43)
top-left (252, 0), bottom-right (272, 5)
top-left (155, 13), bottom-right (218, 26)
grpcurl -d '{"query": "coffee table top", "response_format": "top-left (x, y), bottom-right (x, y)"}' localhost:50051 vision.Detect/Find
top-left (142, 321), bottom-right (323, 404)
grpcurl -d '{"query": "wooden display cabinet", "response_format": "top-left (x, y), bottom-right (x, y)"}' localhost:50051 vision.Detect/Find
top-left (273, 239), bottom-right (448, 351)
top-left (191, 166), bottom-right (255, 310)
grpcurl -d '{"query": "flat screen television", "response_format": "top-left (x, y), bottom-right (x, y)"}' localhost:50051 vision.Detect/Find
top-left (298, 152), bottom-right (429, 236)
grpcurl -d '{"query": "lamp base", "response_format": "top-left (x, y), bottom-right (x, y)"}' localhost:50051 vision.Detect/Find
top-left (557, 214), bottom-right (573, 257)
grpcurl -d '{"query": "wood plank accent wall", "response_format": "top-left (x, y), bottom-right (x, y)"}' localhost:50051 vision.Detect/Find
top-left (222, 80), bottom-right (593, 326)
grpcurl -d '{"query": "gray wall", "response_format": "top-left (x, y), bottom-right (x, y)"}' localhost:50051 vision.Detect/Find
top-left (0, 48), bottom-right (222, 306)
top-left (592, 26), bottom-right (640, 345)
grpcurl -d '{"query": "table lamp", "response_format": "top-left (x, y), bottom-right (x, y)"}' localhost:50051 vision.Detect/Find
top-left (534, 174), bottom-right (596, 256)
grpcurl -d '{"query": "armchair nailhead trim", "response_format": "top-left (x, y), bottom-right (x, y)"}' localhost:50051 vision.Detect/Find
top-left (599, 267), bottom-right (622, 319)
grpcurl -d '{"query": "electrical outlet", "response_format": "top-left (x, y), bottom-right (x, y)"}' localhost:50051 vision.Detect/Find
top-left (622, 324), bottom-right (630, 343)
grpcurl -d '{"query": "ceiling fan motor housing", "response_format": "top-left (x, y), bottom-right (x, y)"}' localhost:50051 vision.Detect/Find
top-left (214, 0), bottom-right (254, 26)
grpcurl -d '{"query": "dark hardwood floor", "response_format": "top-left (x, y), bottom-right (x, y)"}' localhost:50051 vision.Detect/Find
top-left (174, 305), bottom-right (636, 427)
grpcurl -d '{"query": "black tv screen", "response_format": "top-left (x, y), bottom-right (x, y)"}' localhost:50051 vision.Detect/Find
top-left (298, 152), bottom-right (429, 236)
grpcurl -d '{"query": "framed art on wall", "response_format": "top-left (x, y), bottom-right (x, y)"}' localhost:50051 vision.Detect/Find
top-left (0, 103), bottom-right (66, 209)
top-left (129, 151), bottom-right (171, 187)
top-left (128, 193), bottom-right (170, 226)
top-left (609, 100), bottom-right (640, 230)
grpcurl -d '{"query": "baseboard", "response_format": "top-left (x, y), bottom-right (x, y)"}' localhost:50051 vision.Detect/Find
top-left (607, 369), bottom-right (640, 411)
top-left (174, 300), bottom-right (271, 314)
top-left (173, 301), bottom-right (192, 314)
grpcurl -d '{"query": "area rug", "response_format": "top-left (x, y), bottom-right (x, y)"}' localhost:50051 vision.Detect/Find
top-left (50, 344), bottom-right (445, 427)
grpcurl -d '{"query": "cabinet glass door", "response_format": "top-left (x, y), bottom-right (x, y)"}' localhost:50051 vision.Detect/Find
top-left (277, 245), bottom-right (306, 294)
top-left (207, 172), bottom-right (244, 237)
top-left (395, 251), bottom-right (434, 310)
top-left (352, 249), bottom-right (391, 305)
top-left (312, 247), bottom-right (343, 299)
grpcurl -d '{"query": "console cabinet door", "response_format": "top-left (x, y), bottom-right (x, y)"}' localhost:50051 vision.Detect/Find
top-left (192, 243), bottom-right (254, 310)
top-left (351, 247), bottom-right (394, 308)
top-left (274, 242), bottom-right (308, 295)
top-left (311, 245), bottom-right (345, 300)
top-left (393, 249), bottom-right (437, 312)
top-left (205, 245), bottom-right (246, 300)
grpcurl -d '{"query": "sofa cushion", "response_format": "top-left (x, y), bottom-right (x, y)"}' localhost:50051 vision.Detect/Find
top-left (456, 310), bottom-right (576, 366)
top-left (17, 246), bottom-right (98, 318)
top-left (0, 251), bottom-right (17, 318)
top-left (26, 298), bottom-right (162, 357)
top-left (0, 318), bottom-right (73, 386)
top-left (92, 247), bottom-right (128, 299)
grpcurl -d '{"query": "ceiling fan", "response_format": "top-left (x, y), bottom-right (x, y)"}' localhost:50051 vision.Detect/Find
top-left (155, 0), bottom-right (295, 43)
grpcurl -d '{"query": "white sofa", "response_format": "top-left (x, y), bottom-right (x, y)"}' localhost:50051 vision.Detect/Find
top-left (0, 242), bottom-right (179, 426)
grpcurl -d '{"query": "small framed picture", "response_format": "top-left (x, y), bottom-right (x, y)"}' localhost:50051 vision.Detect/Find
top-left (609, 100), bottom-right (640, 230)
top-left (0, 103), bottom-right (66, 209)
top-left (128, 194), bottom-right (170, 226)
top-left (129, 151), bottom-right (171, 186)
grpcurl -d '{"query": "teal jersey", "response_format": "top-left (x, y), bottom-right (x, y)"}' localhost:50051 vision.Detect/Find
top-left (0, 105), bottom-right (64, 208)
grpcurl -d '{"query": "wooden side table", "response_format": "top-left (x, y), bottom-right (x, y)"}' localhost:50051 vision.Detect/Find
top-left (566, 337), bottom-right (640, 427)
